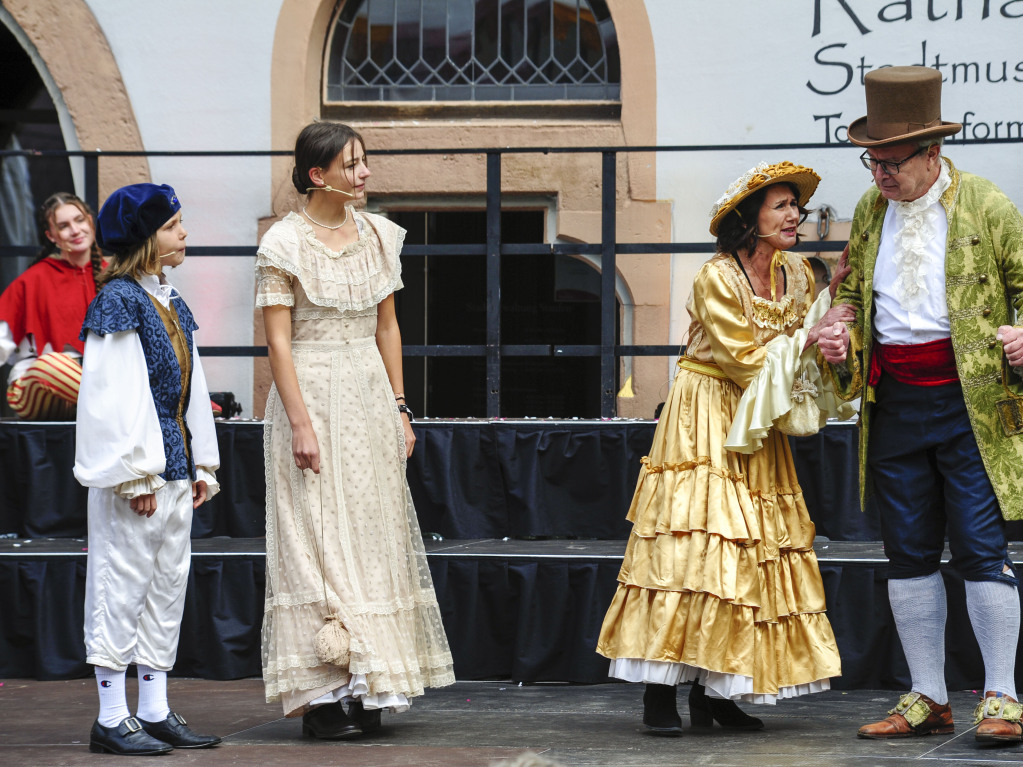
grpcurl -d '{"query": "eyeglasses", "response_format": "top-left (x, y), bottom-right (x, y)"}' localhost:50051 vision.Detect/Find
top-left (859, 147), bottom-right (926, 175)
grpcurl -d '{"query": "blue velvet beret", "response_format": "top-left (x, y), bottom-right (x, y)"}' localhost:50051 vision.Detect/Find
top-left (95, 183), bottom-right (181, 254)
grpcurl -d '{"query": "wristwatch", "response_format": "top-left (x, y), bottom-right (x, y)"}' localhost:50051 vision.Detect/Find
top-left (397, 403), bottom-right (414, 421)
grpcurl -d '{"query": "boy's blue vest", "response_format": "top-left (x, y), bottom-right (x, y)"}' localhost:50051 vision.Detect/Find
top-left (81, 276), bottom-right (198, 481)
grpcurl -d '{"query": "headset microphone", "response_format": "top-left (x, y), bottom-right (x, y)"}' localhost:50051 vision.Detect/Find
top-left (306, 184), bottom-right (356, 198)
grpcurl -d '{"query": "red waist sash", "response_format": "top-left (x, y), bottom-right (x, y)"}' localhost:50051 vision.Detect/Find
top-left (868, 337), bottom-right (959, 387)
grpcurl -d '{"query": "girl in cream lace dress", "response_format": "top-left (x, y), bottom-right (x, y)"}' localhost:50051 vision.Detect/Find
top-left (597, 162), bottom-right (846, 734)
top-left (257, 122), bottom-right (453, 738)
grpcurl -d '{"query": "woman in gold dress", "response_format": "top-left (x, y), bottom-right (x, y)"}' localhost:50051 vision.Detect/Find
top-left (597, 162), bottom-right (850, 734)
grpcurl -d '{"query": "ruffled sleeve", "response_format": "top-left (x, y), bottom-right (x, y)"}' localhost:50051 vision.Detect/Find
top-left (74, 328), bottom-right (167, 493)
top-left (725, 289), bottom-right (858, 454)
top-left (691, 262), bottom-right (767, 389)
top-left (255, 264), bottom-right (294, 308)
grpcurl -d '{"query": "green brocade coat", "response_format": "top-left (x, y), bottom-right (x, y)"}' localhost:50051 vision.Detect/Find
top-left (830, 158), bottom-right (1023, 521)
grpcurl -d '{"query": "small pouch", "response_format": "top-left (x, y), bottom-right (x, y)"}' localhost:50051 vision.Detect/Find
top-left (775, 371), bottom-right (821, 437)
top-left (995, 358), bottom-right (1023, 437)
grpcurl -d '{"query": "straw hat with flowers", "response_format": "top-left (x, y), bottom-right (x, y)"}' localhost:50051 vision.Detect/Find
top-left (709, 161), bottom-right (820, 236)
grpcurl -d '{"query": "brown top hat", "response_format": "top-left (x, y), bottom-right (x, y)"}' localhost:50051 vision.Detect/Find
top-left (848, 66), bottom-right (962, 148)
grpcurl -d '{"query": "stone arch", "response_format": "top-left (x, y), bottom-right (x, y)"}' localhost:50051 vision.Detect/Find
top-left (269, 0), bottom-right (658, 197)
top-left (1, 0), bottom-right (149, 200)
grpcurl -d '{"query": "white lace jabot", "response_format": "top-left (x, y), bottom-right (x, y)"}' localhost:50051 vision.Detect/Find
top-left (890, 161), bottom-right (951, 312)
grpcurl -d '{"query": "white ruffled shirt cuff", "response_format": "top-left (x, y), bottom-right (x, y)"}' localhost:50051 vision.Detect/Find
top-left (113, 474), bottom-right (167, 500)
top-left (195, 465), bottom-right (220, 500)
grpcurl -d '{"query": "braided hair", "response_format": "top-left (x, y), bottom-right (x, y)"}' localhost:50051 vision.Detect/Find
top-left (34, 192), bottom-right (105, 290)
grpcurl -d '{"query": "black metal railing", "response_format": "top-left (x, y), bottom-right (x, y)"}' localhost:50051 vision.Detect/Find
top-left (9, 138), bottom-right (1016, 415)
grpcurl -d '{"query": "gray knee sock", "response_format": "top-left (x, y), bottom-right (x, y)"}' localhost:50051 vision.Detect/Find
top-left (888, 572), bottom-right (948, 705)
top-left (965, 578), bottom-right (1020, 700)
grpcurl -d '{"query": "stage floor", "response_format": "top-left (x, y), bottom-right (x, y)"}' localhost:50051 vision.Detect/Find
top-left (2, 678), bottom-right (1022, 767)
top-left (7, 535), bottom-right (1023, 566)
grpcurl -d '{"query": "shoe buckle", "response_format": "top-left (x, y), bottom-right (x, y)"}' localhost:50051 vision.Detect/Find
top-left (123, 717), bottom-right (143, 733)
top-left (891, 692), bottom-right (921, 716)
top-left (171, 712), bottom-right (187, 726)
top-left (893, 694), bottom-right (934, 728)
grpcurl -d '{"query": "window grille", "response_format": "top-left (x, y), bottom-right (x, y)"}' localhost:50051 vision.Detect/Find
top-left (325, 0), bottom-right (621, 102)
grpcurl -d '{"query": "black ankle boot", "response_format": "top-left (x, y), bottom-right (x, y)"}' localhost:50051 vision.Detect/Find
top-left (348, 699), bottom-right (381, 734)
top-left (688, 682), bottom-right (764, 731)
top-left (302, 701), bottom-right (362, 740)
top-left (643, 683), bottom-right (682, 735)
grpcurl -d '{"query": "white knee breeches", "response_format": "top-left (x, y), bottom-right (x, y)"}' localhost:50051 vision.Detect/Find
top-left (84, 479), bottom-right (193, 671)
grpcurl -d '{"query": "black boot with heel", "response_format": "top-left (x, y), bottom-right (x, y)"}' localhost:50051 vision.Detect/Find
top-left (301, 701), bottom-right (362, 739)
top-left (348, 699), bottom-right (382, 735)
top-left (688, 682), bottom-right (764, 730)
top-left (642, 683), bottom-right (683, 735)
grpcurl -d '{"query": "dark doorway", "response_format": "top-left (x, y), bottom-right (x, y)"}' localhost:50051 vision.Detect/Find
top-left (0, 20), bottom-right (74, 288)
top-left (392, 209), bottom-right (616, 418)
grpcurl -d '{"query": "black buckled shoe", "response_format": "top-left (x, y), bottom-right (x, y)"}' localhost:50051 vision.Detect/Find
top-left (348, 699), bottom-right (382, 734)
top-left (89, 716), bottom-right (173, 755)
top-left (302, 701), bottom-right (362, 740)
top-left (137, 711), bottom-right (222, 749)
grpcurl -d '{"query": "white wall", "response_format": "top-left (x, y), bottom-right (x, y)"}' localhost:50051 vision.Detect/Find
top-left (650, 0), bottom-right (1023, 346)
top-left (85, 0), bottom-right (286, 416)
top-left (60, 1), bottom-right (1023, 403)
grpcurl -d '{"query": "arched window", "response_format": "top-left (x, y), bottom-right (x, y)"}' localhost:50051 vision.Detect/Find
top-left (325, 0), bottom-right (620, 103)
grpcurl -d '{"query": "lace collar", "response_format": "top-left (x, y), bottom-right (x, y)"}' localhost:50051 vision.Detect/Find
top-left (256, 210), bottom-right (404, 313)
top-left (289, 209), bottom-right (371, 259)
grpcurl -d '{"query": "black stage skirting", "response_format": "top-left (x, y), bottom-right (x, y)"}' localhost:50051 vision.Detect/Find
top-left (3, 419), bottom-right (1020, 688)
top-left (0, 418), bottom-right (879, 542)
top-left (5, 538), bottom-right (1023, 691)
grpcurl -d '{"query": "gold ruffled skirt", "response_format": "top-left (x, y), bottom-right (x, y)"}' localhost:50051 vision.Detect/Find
top-left (596, 366), bottom-right (841, 702)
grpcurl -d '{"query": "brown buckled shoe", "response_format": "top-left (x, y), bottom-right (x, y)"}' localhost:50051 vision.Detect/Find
top-left (857, 692), bottom-right (954, 739)
top-left (974, 692), bottom-right (1023, 743)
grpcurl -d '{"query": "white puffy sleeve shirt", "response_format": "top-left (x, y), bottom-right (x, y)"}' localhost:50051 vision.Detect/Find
top-left (74, 273), bottom-right (220, 499)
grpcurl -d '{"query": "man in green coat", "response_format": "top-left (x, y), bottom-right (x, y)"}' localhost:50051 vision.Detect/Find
top-left (821, 66), bottom-right (1023, 745)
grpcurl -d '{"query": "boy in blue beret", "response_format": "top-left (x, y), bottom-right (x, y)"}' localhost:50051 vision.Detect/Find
top-left (74, 183), bottom-right (222, 755)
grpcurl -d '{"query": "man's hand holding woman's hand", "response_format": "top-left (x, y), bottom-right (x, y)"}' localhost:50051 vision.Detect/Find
top-left (818, 321), bottom-right (851, 364)
top-left (998, 325), bottom-right (1023, 367)
top-left (806, 303), bottom-right (855, 358)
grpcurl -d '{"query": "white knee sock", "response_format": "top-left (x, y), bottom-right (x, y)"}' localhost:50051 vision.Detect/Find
top-left (965, 578), bottom-right (1020, 700)
top-left (136, 664), bottom-right (170, 722)
top-left (95, 667), bottom-right (130, 727)
top-left (888, 572), bottom-right (948, 705)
